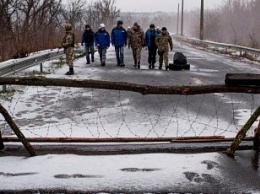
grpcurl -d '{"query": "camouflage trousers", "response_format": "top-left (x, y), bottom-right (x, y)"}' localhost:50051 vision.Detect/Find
top-left (132, 47), bottom-right (142, 64)
top-left (64, 47), bottom-right (74, 68)
top-left (158, 50), bottom-right (169, 68)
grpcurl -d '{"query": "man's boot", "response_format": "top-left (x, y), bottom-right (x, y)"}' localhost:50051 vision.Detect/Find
top-left (137, 61), bottom-right (140, 69)
top-left (65, 67), bottom-right (74, 75)
top-left (86, 55), bottom-right (90, 64)
top-left (133, 58), bottom-right (137, 68)
top-left (91, 56), bottom-right (94, 63)
top-left (159, 64), bottom-right (162, 70)
top-left (152, 63), bottom-right (155, 69)
top-left (149, 63), bottom-right (151, 69)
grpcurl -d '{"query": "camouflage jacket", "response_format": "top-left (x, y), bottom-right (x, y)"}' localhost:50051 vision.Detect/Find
top-left (155, 33), bottom-right (173, 52)
top-left (62, 31), bottom-right (75, 54)
top-left (128, 27), bottom-right (145, 49)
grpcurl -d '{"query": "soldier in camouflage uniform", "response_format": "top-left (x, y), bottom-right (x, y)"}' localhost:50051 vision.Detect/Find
top-left (155, 27), bottom-right (173, 70)
top-left (128, 22), bottom-right (145, 69)
top-left (61, 24), bottom-right (75, 75)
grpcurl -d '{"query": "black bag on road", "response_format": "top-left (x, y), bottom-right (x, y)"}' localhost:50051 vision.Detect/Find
top-left (174, 52), bottom-right (187, 65)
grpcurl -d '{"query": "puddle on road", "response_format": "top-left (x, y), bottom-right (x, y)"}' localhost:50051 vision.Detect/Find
top-left (54, 174), bottom-right (103, 179)
top-left (121, 168), bottom-right (161, 172)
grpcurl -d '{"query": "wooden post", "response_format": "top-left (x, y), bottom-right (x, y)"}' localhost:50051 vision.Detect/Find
top-left (227, 106), bottom-right (260, 156)
top-left (40, 63), bottom-right (43, 73)
top-left (181, 0), bottom-right (184, 36)
top-left (0, 129), bottom-right (4, 151)
top-left (177, 3), bottom-right (180, 35)
top-left (253, 120), bottom-right (260, 150)
top-left (0, 103), bottom-right (36, 156)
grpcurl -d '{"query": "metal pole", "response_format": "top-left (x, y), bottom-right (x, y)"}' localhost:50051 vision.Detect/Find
top-left (200, 0), bottom-right (204, 40)
top-left (177, 3), bottom-right (180, 35)
top-left (181, 0), bottom-right (184, 36)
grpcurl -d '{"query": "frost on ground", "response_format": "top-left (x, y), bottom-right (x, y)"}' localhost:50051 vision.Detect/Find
top-left (0, 44), bottom-right (260, 193)
top-left (0, 153), bottom-right (225, 191)
top-left (0, 47), bottom-right (259, 138)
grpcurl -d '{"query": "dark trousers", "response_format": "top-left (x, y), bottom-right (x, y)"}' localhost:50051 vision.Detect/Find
top-left (98, 47), bottom-right (107, 64)
top-left (115, 46), bottom-right (124, 65)
top-left (148, 47), bottom-right (157, 65)
top-left (85, 46), bottom-right (94, 63)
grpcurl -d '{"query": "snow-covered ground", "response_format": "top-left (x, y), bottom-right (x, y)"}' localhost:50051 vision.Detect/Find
top-left (0, 47), bottom-right (259, 139)
top-left (0, 45), bottom-right (260, 192)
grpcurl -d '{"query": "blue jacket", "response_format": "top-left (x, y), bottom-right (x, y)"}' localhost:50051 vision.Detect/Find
top-left (81, 30), bottom-right (95, 46)
top-left (145, 30), bottom-right (159, 48)
top-left (111, 27), bottom-right (127, 47)
top-left (95, 30), bottom-right (110, 49)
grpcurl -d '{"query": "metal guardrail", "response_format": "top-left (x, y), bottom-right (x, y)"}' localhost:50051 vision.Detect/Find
top-left (0, 47), bottom-right (85, 92)
top-left (173, 35), bottom-right (260, 56)
top-left (0, 50), bottom-right (65, 77)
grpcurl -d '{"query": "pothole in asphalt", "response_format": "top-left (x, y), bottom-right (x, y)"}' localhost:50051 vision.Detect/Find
top-left (54, 174), bottom-right (103, 179)
top-left (121, 168), bottom-right (161, 172)
top-left (0, 172), bottom-right (38, 177)
top-left (201, 160), bottom-right (219, 170)
top-left (184, 172), bottom-right (218, 184)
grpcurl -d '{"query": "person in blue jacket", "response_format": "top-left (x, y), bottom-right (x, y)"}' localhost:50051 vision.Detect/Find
top-left (95, 23), bottom-right (110, 66)
top-left (111, 20), bottom-right (127, 67)
top-left (81, 24), bottom-right (95, 64)
top-left (145, 24), bottom-right (159, 69)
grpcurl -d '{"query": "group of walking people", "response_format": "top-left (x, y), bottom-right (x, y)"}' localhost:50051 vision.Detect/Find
top-left (61, 21), bottom-right (173, 75)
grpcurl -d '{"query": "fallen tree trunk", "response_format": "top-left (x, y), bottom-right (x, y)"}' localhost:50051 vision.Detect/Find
top-left (227, 106), bottom-right (260, 156)
top-left (0, 103), bottom-right (36, 156)
top-left (0, 77), bottom-right (260, 95)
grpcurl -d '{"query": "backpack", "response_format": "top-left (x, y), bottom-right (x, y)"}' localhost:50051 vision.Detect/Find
top-left (174, 52), bottom-right (187, 65)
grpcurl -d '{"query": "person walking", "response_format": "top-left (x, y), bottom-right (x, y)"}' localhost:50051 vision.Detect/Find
top-left (155, 27), bottom-right (173, 71)
top-left (81, 24), bottom-right (95, 64)
top-left (145, 24), bottom-right (159, 69)
top-left (128, 22), bottom-right (145, 69)
top-left (61, 23), bottom-right (75, 75)
top-left (95, 23), bottom-right (110, 66)
top-left (111, 20), bottom-right (127, 67)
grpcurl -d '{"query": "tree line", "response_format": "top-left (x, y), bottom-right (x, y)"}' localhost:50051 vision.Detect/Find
top-left (183, 0), bottom-right (260, 49)
top-left (0, 0), bottom-right (119, 61)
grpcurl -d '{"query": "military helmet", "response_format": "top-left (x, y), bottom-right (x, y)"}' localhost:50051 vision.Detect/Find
top-left (65, 24), bottom-right (72, 31)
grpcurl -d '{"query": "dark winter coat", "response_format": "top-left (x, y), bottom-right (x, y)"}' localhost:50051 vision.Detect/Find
top-left (81, 29), bottom-right (95, 46)
top-left (145, 30), bottom-right (159, 48)
top-left (95, 29), bottom-right (111, 49)
top-left (111, 27), bottom-right (127, 47)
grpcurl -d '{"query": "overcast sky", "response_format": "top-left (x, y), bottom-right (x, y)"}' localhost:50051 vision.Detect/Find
top-left (114, 0), bottom-right (225, 12)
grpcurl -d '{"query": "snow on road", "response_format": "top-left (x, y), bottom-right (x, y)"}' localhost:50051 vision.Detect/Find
top-left (0, 45), bottom-right (260, 192)
top-left (0, 153), bottom-right (223, 191)
top-left (0, 46), bottom-right (259, 139)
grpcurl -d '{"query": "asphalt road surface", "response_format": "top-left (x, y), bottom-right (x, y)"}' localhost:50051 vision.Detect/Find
top-left (1, 40), bottom-right (260, 193)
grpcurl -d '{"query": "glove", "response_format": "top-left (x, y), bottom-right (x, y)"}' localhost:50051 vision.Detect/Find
top-left (170, 47), bottom-right (173, 51)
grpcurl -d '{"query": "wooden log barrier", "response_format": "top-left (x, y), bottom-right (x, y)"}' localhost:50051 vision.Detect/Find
top-left (227, 106), bottom-right (260, 156)
top-left (0, 77), bottom-right (259, 95)
top-left (0, 103), bottom-right (36, 156)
